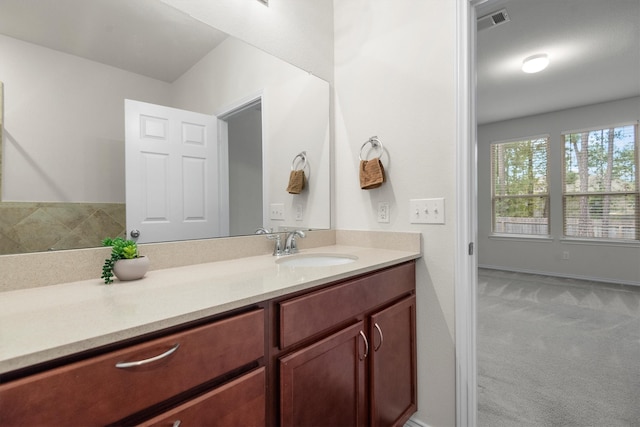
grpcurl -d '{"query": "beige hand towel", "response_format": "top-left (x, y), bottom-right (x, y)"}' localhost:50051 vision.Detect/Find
top-left (360, 157), bottom-right (385, 189)
top-left (287, 169), bottom-right (306, 194)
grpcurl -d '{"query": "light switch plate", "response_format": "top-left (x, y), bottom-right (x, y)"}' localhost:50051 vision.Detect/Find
top-left (409, 198), bottom-right (445, 224)
top-left (270, 203), bottom-right (285, 220)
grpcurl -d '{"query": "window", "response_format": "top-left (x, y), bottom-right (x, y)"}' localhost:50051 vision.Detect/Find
top-left (491, 137), bottom-right (549, 235)
top-left (563, 123), bottom-right (639, 241)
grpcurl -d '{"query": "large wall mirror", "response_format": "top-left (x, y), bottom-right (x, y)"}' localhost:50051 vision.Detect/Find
top-left (0, 0), bottom-right (330, 255)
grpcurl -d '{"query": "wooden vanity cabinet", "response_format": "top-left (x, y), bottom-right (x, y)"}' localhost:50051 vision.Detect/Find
top-left (276, 261), bottom-right (417, 427)
top-left (0, 260), bottom-right (416, 427)
top-left (139, 367), bottom-right (266, 427)
top-left (0, 309), bottom-right (265, 426)
top-left (280, 322), bottom-right (368, 426)
top-left (369, 294), bottom-right (417, 426)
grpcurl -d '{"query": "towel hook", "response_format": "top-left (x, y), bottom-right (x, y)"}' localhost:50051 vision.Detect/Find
top-left (291, 151), bottom-right (307, 171)
top-left (359, 136), bottom-right (385, 161)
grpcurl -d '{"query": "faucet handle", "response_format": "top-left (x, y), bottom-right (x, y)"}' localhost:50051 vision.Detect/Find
top-left (267, 233), bottom-right (283, 256)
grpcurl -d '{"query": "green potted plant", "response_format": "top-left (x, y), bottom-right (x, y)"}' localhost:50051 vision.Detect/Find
top-left (101, 237), bottom-right (149, 284)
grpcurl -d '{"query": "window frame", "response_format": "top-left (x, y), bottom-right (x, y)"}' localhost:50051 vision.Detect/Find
top-left (561, 122), bottom-right (639, 241)
top-left (490, 135), bottom-right (550, 237)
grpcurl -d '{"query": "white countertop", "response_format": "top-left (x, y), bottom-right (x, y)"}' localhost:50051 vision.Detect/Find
top-left (0, 245), bottom-right (420, 375)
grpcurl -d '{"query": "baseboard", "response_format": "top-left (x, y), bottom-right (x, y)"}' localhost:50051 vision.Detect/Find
top-left (478, 264), bottom-right (640, 287)
top-left (405, 417), bottom-right (431, 427)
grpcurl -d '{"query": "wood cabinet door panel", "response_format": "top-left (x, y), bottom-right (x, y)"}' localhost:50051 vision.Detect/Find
top-left (139, 367), bottom-right (266, 427)
top-left (370, 296), bottom-right (417, 427)
top-left (279, 262), bottom-right (415, 348)
top-left (0, 309), bottom-right (264, 426)
top-left (280, 322), bottom-right (367, 427)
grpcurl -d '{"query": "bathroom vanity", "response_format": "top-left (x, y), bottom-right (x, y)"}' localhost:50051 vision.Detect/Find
top-left (275, 261), bottom-right (416, 426)
top-left (0, 243), bottom-right (418, 426)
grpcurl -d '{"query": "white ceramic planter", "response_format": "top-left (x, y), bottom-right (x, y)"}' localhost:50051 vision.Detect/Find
top-left (113, 256), bottom-right (149, 281)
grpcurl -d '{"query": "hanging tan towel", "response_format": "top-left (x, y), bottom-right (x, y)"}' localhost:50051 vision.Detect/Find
top-left (287, 169), bottom-right (306, 194)
top-left (360, 157), bottom-right (385, 189)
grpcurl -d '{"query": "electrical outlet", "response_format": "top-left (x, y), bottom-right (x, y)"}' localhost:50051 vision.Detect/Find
top-left (377, 202), bottom-right (390, 223)
top-left (270, 203), bottom-right (285, 220)
top-left (409, 198), bottom-right (445, 224)
top-left (295, 204), bottom-right (304, 221)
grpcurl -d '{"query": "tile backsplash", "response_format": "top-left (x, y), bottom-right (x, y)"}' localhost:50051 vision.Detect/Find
top-left (0, 202), bottom-right (125, 255)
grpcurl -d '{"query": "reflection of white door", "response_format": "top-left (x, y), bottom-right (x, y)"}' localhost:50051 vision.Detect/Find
top-left (125, 99), bottom-right (219, 244)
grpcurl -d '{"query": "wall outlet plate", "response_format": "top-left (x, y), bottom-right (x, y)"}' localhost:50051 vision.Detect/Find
top-left (377, 202), bottom-right (390, 223)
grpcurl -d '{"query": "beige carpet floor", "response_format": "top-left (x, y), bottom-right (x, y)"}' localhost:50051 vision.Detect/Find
top-left (477, 268), bottom-right (640, 427)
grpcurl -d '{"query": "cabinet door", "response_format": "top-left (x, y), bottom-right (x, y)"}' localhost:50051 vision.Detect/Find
top-left (369, 295), bottom-right (417, 427)
top-left (280, 322), bottom-right (367, 427)
top-left (139, 367), bottom-right (266, 427)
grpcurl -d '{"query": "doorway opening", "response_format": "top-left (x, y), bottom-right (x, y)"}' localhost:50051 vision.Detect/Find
top-left (217, 98), bottom-right (264, 236)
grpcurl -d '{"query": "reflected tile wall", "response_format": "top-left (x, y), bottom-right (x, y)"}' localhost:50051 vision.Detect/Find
top-left (1, 81), bottom-right (3, 201)
top-left (0, 202), bottom-right (125, 255)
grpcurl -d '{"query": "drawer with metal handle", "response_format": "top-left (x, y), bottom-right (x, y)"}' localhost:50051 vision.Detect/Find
top-left (0, 309), bottom-right (264, 426)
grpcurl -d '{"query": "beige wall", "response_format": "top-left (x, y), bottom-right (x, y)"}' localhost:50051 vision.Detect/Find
top-left (478, 97), bottom-right (640, 285)
top-left (0, 34), bottom-right (170, 203)
top-left (333, 2), bottom-right (457, 425)
top-left (160, 0), bottom-right (335, 82)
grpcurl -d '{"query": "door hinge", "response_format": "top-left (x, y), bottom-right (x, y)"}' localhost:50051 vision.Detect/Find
top-left (468, 242), bottom-right (474, 255)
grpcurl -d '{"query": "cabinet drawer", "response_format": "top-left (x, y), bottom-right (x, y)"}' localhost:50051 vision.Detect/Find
top-left (0, 309), bottom-right (264, 427)
top-left (140, 367), bottom-right (266, 427)
top-left (279, 262), bottom-right (415, 349)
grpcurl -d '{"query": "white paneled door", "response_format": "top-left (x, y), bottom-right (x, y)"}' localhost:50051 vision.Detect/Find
top-left (125, 99), bottom-right (220, 244)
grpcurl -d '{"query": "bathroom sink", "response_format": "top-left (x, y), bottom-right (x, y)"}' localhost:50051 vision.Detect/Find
top-left (276, 253), bottom-right (358, 267)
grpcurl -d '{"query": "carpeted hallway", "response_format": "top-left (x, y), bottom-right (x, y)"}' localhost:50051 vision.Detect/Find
top-left (477, 268), bottom-right (640, 427)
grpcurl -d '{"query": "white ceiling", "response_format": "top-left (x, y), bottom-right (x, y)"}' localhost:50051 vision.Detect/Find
top-left (2, 0), bottom-right (638, 119)
top-left (0, 0), bottom-right (228, 83)
top-left (476, 0), bottom-right (640, 124)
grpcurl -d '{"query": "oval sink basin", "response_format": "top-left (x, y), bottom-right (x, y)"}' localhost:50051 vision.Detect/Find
top-left (276, 253), bottom-right (358, 267)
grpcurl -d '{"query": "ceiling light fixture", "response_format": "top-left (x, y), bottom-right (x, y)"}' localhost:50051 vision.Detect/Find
top-left (522, 53), bottom-right (549, 74)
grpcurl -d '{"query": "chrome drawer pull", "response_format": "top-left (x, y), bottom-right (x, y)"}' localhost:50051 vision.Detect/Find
top-left (359, 331), bottom-right (369, 360)
top-left (115, 343), bottom-right (180, 368)
top-left (172, 421), bottom-right (181, 427)
top-left (374, 322), bottom-right (384, 351)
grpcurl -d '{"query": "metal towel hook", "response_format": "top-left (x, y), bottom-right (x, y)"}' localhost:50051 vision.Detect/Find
top-left (291, 151), bottom-right (308, 171)
top-left (359, 136), bottom-right (385, 161)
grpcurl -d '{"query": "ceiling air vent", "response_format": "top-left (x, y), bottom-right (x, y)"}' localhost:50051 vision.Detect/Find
top-left (477, 9), bottom-right (510, 31)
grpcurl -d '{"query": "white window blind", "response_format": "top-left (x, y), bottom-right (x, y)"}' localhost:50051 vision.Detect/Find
top-left (491, 137), bottom-right (549, 235)
top-left (562, 123), bottom-right (639, 241)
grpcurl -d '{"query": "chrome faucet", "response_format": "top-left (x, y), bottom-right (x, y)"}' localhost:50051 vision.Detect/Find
top-left (284, 230), bottom-right (306, 255)
top-left (263, 229), bottom-right (306, 256)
